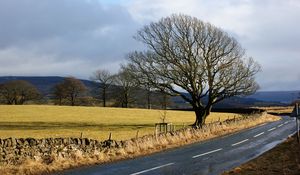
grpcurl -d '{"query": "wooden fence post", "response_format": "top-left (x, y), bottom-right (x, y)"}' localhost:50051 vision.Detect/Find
top-left (108, 132), bottom-right (112, 140)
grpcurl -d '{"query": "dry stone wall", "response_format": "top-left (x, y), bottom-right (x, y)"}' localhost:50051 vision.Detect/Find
top-left (0, 137), bottom-right (122, 165)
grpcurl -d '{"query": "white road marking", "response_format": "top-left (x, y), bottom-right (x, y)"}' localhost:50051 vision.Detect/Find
top-left (130, 163), bottom-right (175, 175)
top-left (254, 132), bottom-right (265, 138)
top-left (258, 123), bottom-right (266, 127)
top-left (268, 127), bottom-right (276, 132)
top-left (284, 121), bottom-right (289, 124)
top-left (288, 131), bottom-right (297, 138)
top-left (231, 139), bottom-right (249, 146)
top-left (277, 124), bottom-right (283, 128)
top-left (192, 148), bottom-right (223, 158)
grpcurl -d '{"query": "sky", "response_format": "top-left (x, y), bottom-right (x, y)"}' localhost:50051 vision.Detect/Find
top-left (0, 0), bottom-right (299, 91)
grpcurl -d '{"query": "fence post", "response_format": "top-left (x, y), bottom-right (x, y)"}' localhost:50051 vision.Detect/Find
top-left (296, 118), bottom-right (299, 143)
top-left (108, 132), bottom-right (112, 141)
top-left (136, 130), bottom-right (139, 139)
top-left (80, 132), bottom-right (83, 139)
top-left (296, 103), bottom-right (299, 143)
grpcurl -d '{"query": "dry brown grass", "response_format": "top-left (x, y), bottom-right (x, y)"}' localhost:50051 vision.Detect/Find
top-left (223, 134), bottom-right (300, 175)
top-left (0, 113), bottom-right (280, 175)
top-left (257, 106), bottom-right (293, 114)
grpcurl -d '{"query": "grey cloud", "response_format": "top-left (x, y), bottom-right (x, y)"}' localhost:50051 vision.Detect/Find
top-left (0, 0), bottom-right (141, 77)
top-left (0, 0), bottom-right (300, 91)
top-left (0, 0), bottom-right (131, 45)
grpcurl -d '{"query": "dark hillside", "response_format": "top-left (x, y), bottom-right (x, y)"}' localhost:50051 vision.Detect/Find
top-left (0, 76), bottom-right (295, 108)
top-left (0, 76), bottom-right (98, 96)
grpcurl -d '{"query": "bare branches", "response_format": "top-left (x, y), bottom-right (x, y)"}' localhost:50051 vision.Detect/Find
top-left (128, 14), bottom-right (261, 127)
top-left (53, 77), bottom-right (87, 106)
top-left (113, 67), bottom-right (138, 108)
top-left (90, 69), bottom-right (114, 107)
top-left (0, 80), bottom-right (40, 105)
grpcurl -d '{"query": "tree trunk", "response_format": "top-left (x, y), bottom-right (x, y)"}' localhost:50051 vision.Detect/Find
top-left (59, 97), bottom-right (62, 105)
top-left (193, 105), bottom-right (212, 128)
top-left (71, 95), bottom-right (75, 106)
top-left (147, 89), bottom-right (151, 109)
top-left (124, 92), bottom-right (128, 108)
top-left (162, 93), bottom-right (167, 110)
top-left (103, 88), bottom-right (106, 107)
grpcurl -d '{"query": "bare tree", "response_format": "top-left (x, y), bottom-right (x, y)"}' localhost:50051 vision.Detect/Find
top-left (0, 80), bottom-right (40, 104)
top-left (114, 66), bottom-right (137, 108)
top-left (53, 83), bottom-right (66, 105)
top-left (53, 77), bottom-right (87, 106)
top-left (127, 14), bottom-right (260, 127)
top-left (126, 63), bottom-right (153, 109)
top-left (90, 69), bottom-right (114, 107)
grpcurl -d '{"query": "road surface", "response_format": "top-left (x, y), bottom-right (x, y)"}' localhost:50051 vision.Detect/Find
top-left (59, 116), bottom-right (296, 175)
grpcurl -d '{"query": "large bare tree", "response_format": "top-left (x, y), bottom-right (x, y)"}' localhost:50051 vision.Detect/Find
top-left (127, 14), bottom-right (260, 127)
top-left (90, 69), bottom-right (114, 107)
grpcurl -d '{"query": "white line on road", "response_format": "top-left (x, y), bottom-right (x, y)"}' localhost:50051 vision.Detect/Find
top-left (288, 131), bottom-right (297, 138)
top-left (277, 124), bottom-right (283, 128)
top-left (130, 163), bottom-right (175, 175)
top-left (268, 127), bottom-right (276, 132)
top-left (254, 132), bottom-right (265, 138)
top-left (231, 139), bottom-right (249, 146)
top-left (258, 123), bottom-right (266, 127)
top-left (284, 121), bottom-right (289, 124)
top-left (192, 148), bottom-right (223, 158)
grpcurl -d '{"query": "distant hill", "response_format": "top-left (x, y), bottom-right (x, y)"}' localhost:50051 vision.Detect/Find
top-left (247, 91), bottom-right (300, 104)
top-left (172, 93), bottom-right (287, 109)
top-left (0, 76), bottom-right (297, 107)
top-left (0, 76), bottom-right (98, 96)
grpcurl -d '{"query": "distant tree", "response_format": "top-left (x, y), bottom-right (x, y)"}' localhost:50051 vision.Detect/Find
top-left (159, 88), bottom-right (170, 110)
top-left (53, 83), bottom-right (66, 105)
top-left (127, 14), bottom-right (260, 127)
top-left (0, 80), bottom-right (40, 104)
top-left (53, 77), bottom-right (87, 106)
top-left (90, 69), bottom-right (114, 107)
top-left (0, 84), bottom-right (4, 103)
top-left (114, 67), bottom-right (137, 108)
top-left (127, 64), bottom-right (153, 109)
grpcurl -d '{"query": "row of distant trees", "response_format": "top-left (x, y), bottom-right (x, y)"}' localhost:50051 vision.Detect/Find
top-left (0, 70), bottom-right (171, 109)
top-left (52, 70), bottom-right (170, 108)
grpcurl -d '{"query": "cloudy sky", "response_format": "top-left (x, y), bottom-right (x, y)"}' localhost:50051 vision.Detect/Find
top-left (0, 0), bottom-right (299, 91)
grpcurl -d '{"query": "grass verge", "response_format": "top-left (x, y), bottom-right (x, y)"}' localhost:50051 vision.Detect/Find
top-left (223, 134), bottom-right (300, 175)
top-left (0, 112), bottom-right (279, 175)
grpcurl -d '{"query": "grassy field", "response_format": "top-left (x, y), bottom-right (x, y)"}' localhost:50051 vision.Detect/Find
top-left (0, 105), bottom-right (242, 141)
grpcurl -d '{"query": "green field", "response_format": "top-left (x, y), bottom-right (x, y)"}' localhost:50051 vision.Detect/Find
top-left (0, 105), bottom-right (242, 141)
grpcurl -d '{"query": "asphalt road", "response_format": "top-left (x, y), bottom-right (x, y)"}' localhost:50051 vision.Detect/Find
top-left (59, 116), bottom-right (296, 175)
